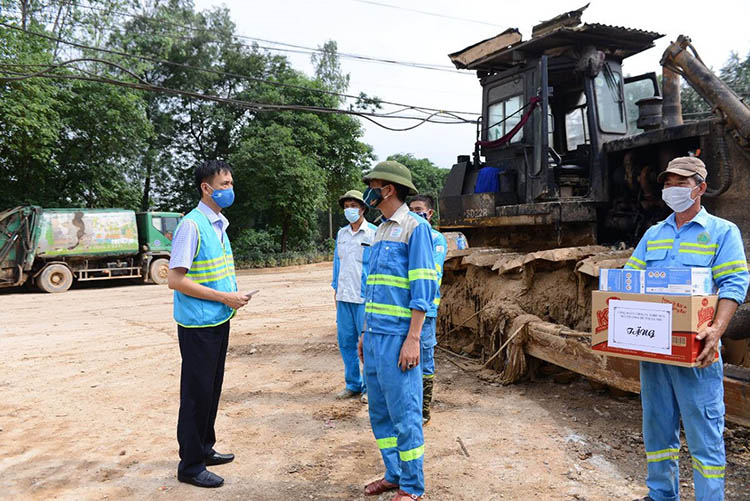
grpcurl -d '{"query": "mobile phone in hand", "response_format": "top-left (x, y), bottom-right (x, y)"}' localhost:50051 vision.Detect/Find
top-left (244, 289), bottom-right (260, 298)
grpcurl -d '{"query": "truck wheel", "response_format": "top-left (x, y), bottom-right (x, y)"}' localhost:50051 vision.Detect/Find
top-left (149, 258), bottom-right (170, 285)
top-left (37, 264), bottom-right (73, 293)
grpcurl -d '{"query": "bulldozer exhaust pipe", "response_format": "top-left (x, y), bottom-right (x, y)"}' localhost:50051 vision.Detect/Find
top-left (661, 35), bottom-right (750, 142)
top-left (661, 66), bottom-right (683, 127)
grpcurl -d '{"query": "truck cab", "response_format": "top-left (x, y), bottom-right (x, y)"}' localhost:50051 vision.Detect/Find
top-left (136, 211), bottom-right (182, 254)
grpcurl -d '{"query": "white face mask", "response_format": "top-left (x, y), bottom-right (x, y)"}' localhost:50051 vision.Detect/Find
top-left (344, 207), bottom-right (361, 223)
top-left (662, 185), bottom-right (698, 213)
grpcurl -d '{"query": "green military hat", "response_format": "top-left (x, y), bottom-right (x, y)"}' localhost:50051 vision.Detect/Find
top-left (338, 189), bottom-right (368, 213)
top-left (362, 160), bottom-right (418, 196)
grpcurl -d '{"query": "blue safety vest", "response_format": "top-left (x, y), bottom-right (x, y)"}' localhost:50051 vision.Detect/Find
top-left (428, 228), bottom-right (448, 318)
top-left (173, 208), bottom-right (237, 327)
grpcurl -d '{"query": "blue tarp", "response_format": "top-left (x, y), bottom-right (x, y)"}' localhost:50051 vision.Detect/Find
top-left (474, 166), bottom-right (503, 193)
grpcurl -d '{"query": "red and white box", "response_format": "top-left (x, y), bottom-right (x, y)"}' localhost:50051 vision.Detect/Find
top-left (591, 290), bottom-right (718, 367)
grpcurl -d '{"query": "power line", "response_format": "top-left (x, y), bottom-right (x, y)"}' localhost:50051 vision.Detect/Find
top-left (0, 21), bottom-right (479, 118)
top-left (0, 60), bottom-right (474, 132)
top-left (11, 1), bottom-right (471, 75)
top-left (349, 0), bottom-right (504, 28)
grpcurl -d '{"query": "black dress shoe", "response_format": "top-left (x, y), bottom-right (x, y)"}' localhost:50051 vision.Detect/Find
top-left (177, 470), bottom-right (224, 488)
top-left (205, 451), bottom-right (235, 466)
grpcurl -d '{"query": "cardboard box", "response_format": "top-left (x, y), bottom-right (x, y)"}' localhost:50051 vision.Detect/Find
top-left (599, 269), bottom-right (645, 293)
top-left (644, 267), bottom-right (714, 296)
top-left (591, 290), bottom-right (718, 367)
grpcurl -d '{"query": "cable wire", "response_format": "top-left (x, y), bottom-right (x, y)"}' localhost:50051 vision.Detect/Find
top-left (0, 21), bottom-right (479, 119)
top-left (6, 1), bottom-right (471, 74)
top-left (349, 0), bottom-right (504, 28)
top-left (0, 62), bottom-right (474, 131)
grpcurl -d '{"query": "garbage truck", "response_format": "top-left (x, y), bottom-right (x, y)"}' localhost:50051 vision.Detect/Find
top-left (0, 206), bottom-right (181, 293)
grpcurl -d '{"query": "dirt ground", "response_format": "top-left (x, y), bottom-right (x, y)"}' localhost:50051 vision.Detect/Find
top-left (0, 262), bottom-right (747, 500)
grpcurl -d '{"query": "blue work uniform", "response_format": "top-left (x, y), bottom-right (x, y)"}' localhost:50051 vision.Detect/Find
top-left (332, 220), bottom-right (377, 393)
top-left (421, 228), bottom-right (448, 379)
top-left (625, 207), bottom-right (749, 501)
top-left (363, 203), bottom-right (437, 497)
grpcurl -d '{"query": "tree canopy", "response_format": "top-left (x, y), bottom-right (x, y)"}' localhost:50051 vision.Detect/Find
top-left (0, 0), bottom-right (377, 254)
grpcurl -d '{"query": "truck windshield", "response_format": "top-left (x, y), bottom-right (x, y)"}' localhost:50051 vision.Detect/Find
top-left (152, 216), bottom-right (179, 241)
top-left (594, 64), bottom-right (626, 134)
top-left (487, 94), bottom-right (524, 142)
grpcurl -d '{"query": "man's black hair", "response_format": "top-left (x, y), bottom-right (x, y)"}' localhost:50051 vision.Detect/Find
top-left (195, 160), bottom-right (233, 198)
top-left (409, 194), bottom-right (434, 210)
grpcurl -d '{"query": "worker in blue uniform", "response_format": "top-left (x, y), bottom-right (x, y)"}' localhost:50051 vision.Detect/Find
top-left (357, 161), bottom-right (437, 501)
top-left (332, 189), bottom-right (377, 401)
top-left (408, 194), bottom-right (448, 426)
top-left (168, 160), bottom-right (252, 488)
top-left (624, 157), bottom-right (749, 501)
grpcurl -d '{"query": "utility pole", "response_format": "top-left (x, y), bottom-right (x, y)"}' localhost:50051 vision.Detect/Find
top-left (328, 207), bottom-right (333, 240)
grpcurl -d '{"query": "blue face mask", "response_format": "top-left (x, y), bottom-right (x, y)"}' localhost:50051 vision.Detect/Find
top-left (207, 185), bottom-right (235, 208)
top-left (414, 211), bottom-right (429, 220)
top-left (363, 187), bottom-right (384, 208)
top-left (344, 207), bottom-right (361, 223)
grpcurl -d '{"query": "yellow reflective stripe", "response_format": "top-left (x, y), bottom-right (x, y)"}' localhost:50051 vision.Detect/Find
top-left (367, 274), bottom-right (410, 289)
top-left (714, 267), bottom-right (749, 279)
top-left (433, 297), bottom-right (441, 305)
top-left (625, 258), bottom-right (645, 270)
top-left (365, 302), bottom-right (412, 318)
top-left (436, 263), bottom-right (442, 274)
top-left (712, 260), bottom-right (747, 271)
top-left (629, 256), bottom-right (646, 266)
top-left (647, 246), bottom-right (673, 251)
top-left (192, 220), bottom-right (201, 259)
top-left (692, 457), bottom-right (725, 478)
top-left (408, 268), bottom-right (437, 281)
top-left (399, 445), bottom-right (424, 462)
top-left (189, 269), bottom-right (231, 282)
top-left (646, 448), bottom-right (680, 455)
top-left (646, 448), bottom-right (679, 463)
top-left (423, 374), bottom-right (435, 379)
top-left (647, 239), bottom-right (674, 245)
top-left (678, 249), bottom-right (716, 255)
top-left (190, 269), bottom-right (233, 284)
top-left (190, 260), bottom-right (227, 273)
top-left (377, 437), bottom-right (397, 449)
top-left (679, 243), bottom-right (718, 249)
top-left (188, 261), bottom-right (230, 276)
top-left (192, 255), bottom-right (225, 267)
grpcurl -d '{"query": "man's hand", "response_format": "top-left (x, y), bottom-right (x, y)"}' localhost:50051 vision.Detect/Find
top-left (222, 291), bottom-right (250, 310)
top-left (398, 336), bottom-right (420, 371)
top-left (696, 323), bottom-right (722, 368)
top-left (333, 289), bottom-right (337, 303)
top-left (695, 298), bottom-right (739, 368)
top-left (358, 334), bottom-right (364, 364)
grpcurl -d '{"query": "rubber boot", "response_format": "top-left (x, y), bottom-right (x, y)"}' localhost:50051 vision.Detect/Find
top-left (422, 377), bottom-right (433, 425)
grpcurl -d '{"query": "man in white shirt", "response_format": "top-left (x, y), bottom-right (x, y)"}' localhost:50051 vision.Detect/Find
top-left (332, 190), bottom-right (377, 400)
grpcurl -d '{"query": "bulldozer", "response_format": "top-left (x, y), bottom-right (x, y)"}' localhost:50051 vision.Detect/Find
top-left (437, 5), bottom-right (750, 426)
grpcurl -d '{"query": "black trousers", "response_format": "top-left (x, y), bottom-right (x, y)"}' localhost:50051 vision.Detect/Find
top-left (177, 320), bottom-right (230, 476)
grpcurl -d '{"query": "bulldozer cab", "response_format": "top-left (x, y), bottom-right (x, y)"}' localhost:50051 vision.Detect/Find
top-left (442, 11), bottom-right (663, 248)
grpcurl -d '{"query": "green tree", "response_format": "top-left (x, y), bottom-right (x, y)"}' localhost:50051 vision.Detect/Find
top-left (230, 122), bottom-right (326, 252)
top-left (0, 4), bottom-right (152, 209)
top-left (680, 50), bottom-right (750, 118)
top-left (386, 153), bottom-right (449, 201)
top-left (311, 40), bottom-right (349, 98)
